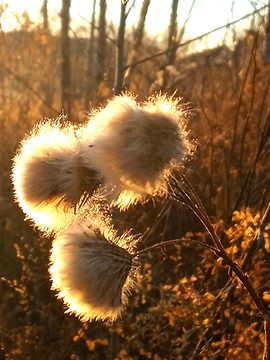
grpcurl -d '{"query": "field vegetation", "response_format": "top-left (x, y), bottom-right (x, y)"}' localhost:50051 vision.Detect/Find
top-left (1, 1), bottom-right (270, 359)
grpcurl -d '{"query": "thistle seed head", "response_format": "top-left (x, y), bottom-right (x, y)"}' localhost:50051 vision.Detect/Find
top-left (12, 93), bottom-right (193, 229)
top-left (11, 119), bottom-right (104, 234)
top-left (78, 93), bottom-right (192, 209)
top-left (49, 218), bottom-right (139, 321)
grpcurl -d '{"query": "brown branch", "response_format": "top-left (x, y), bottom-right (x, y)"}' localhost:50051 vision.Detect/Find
top-left (79, 14), bottom-right (116, 44)
top-left (141, 198), bottom-right (171, 244)
top-left (230, 106), bottom-right (270, 218)
top-left (123, 4), bottom-right (268, 71)
top-left (240, 37), bottom-right (258, 192)
top-left (114, 1), bottom-right (126, 95)
top-left (257, 65), bottom-right (270, 136)
top-left (0, 62), bottom-right (59, 114)
top-left (138, 237), bottom-right (220, 256)
top-left (61, 0), bottom-right (71, 117)
top-left (196, 96), bottom-right (216, 210)
top-left (227, 36), bottom-right (257, 214)
top-left (177, 0), bottom-right (196, 44)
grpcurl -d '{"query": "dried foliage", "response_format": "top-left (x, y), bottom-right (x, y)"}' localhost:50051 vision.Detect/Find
top-left (2, 11), bottom-right (270, 360)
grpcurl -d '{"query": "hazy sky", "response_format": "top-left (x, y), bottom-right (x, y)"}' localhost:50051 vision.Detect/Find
top-left (2, 0), bottom-right (268, 46)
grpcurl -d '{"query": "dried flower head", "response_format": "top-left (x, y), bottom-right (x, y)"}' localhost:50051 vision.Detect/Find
top-left (11, 118), bottom-right (104, 234)
top-left (49, 218), bottom-right (139, 321)
top-left (12, 93), bottom-right (193, 230)
top-left (78, 93), bottom-right (192, 209)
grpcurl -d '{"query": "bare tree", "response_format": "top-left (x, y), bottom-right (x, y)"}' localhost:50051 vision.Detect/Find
top-left (124, 0), bottom-right (150, 88)
top-left (160, 0), bottom-right (179, 92)
top-left (165, 0), bottom-right (179, 67)
top-left (133, 0), bottom-right (150, 49)
top-left (39, 0), bottom-right (53, 111)
top-left (41, 0), bottom-right (49, 32)
top-left (263, 0), bottom-right (270, 63)
top-left (61, 0), bottom-right (71, 118)
top-left (96, 0), bottom-right (107, 85)
top-left (85, 0), bottom-right (97, 110)
top-left (114, 1), bottom-right (127, 95)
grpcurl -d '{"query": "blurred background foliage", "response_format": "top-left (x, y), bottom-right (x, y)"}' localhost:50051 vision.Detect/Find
top-left (2, 0), bottom-right (270, 359)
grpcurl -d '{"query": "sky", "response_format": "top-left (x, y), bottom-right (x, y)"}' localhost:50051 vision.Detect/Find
top-left (1, 0), bottom-right (268, 48)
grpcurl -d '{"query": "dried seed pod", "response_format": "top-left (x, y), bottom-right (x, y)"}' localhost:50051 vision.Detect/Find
top-left (49, 218), bottom-right (139, 321)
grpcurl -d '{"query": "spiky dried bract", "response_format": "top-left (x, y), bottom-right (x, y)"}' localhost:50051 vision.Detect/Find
top-left (49, 218), bottom-right (139, 321)
top-left (11, 119), bottom-right (103, 234)
top-left (78, 94), bottom-right (191, 208)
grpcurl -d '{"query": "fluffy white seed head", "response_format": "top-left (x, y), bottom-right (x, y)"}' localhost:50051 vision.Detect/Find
top-left (78, 94), bottom-right (191, 208)
top-left (49, 218), bottom-right (139, 321)
top-left (11, 119), bottom-right (104, 234)
top-left (12, 93), bottom-right (192, 230)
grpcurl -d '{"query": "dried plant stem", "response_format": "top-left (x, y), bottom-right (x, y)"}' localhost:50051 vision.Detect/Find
top-left (227, 36), bottom-right (257, 214)
top-left (230, 106), bottom-right (270, 218)
top-left (0, 62), bottom-right (59, 114)
top-left (240, 39), bottom-right (257, 189)
top-left (257, 68), bottom-right (270, 135)
top-left (141, 198), bottom-right (171, 244)
top-left (264, 315), bottom-right (270, 360)
top-left (168, 172), bottom-right (270, 358)
top-left (114, 1), bottom-right (126, 95)
top-left (138, 237), bottom-right (220, 256)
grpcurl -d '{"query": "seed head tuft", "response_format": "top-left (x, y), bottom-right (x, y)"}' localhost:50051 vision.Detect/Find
top-left (11, 118), bottom-right (103, 234)
top-left (78, 93), bottom-right (192, 209)
top-left (49, 218), bottom-right (139, 321)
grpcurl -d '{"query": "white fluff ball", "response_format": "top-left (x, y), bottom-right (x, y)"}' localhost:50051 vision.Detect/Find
top-left (78, 94), bottom-right (190, 208)
top-left (11, 119), bottom-right (103, 234)
top-left (49, 218), bottom-right (139, 321)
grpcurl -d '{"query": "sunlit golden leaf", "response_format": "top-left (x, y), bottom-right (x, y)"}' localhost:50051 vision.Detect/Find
top-left (203, 319), bottom-right (209, 325)
top-left (205, 292), bottom-right (215, 301)
top-left (263, 292), bottom-right (270, 302)
top-left (86, 340), bottom-right (95, 351)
